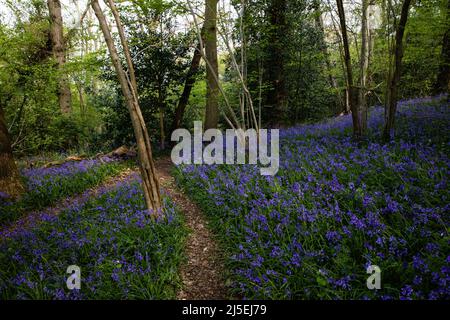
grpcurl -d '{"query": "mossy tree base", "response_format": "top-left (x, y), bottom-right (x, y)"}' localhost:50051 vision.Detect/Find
top-left (0, 154), bottom-right (24, 199)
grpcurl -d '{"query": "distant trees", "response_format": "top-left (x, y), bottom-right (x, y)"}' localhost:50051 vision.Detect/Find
top-left (0, 0), bottom-right (448, 163)
top-left (434, 0), bottom-right (450, 96)
top-left (91, 0), bottom-right (162, 214)
top-left (172, 32), bottom-right (204, 132)
top-left (0, 1), bottom-right (90, 155)
top-left (333, 0), bottom-right (415, 141)
top-left (313, 0), bottom-right (343, 114)
top-left (240, 0), bottom-right (335, 124)
top-left (47, 0), bottom-right (72, 114)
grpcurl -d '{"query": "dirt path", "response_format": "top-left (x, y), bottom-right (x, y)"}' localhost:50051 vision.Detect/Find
top-left (155, 157), bottom-right (228, 300)
top-left (0, 168), bottom-right (137, 240)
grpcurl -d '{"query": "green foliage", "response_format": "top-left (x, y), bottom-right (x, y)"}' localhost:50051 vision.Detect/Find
top-left (0, 4), bottom-right (104, 155)
top-left (369, 0), bottom-right (448, 104)
top-left (285, 13), bottom-right (336, 122)
top-left (182, 78), bottom-right (207, 128)
top-left (98, 1), bottom-right (197, 148)
top-left (0, 0), bottom-right (447, 155)
top-left (228, 0), bottom-right (336, 125)
top-left (400, 0), bottom-right (448, 97)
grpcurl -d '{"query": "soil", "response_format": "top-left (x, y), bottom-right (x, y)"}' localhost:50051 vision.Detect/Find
top-left (155, 157), bottom-right (229, 300)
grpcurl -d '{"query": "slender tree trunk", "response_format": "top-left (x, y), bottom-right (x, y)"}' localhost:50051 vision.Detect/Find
top-left (240, 0), bottom-right (249, 129)
top-left (329, 8), bottom-right (351, 114)
top-left (157, 81), bottom-right (166, 150)
top-left (434, 0), bottom-right (450, 96)
top-left (266, 0), bottom-right (288, 126)
top-left (172, 30), bottom-right (204, 132)
top-left (204, 0), bottom-right (219, 130)
top-left (47, 0), bottom-right (72, 114)
top-left (92, 0), bottom-right (162, 214)
top-left (336, 0), bottom-right (362, 138)
top-left (159, 109), bottom-right (165, 150)
top-left (77, 83), bottom-right (85, 118)
top-left (0, 102), bottom-right (23, 198)
top-left (359, 0), bottom-right (370, 133)
top-left (313, 0), bottom-right (344, 113)
top-left (383, 0), bottom-right (413, 142)
top-left (106, 0), bottom-right (138, 93)
top-left (368, 3), bottom-right (376, 101)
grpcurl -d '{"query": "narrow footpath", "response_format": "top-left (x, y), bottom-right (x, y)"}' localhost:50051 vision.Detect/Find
top-left (155, 157), bottom-right (228, 300)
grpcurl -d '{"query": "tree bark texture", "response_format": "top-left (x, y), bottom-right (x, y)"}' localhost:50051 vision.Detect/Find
top-left (92, 0), bottom-right (162, 214)
top-left (47, 0), bottom-right (72, 114)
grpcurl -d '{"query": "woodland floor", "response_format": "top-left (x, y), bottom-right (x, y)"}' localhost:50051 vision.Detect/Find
top-left (0, 168), bottom-right (136, 241)
top-left (1, 157), bottom-right (229, 299)
top-left (155, 157), bottom-right (228, 300)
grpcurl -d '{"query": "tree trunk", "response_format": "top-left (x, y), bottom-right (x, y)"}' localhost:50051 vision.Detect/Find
top-left (266, 0), bottom-right (288, 126)
top-left (47, 0), bottom-right (72, 114)
top-left (383, 0), bottom-right (413, 142)
top-left (77, 83), bottom-right (85, 118)
top-left (359, 0), bottom-right (370, 133)
top-left (313, 0), bottom-right (344, 113)
top-left (336, 0), bottom-right (362, 138)
top-left (434, 0), bottom-right (450, 96)
top-left (172, 31), bottom-right (204, 132)
top-left (158, 81), bottom-right (166, 150)
top-left (0, 103), bottom-right (23, 198)
top-left (204, 0), bottom-right (219, 130)
top-left (106, 0), bottom-right (138, 93)
top-left (92, 0), bottom-right (162, 214)
top-left (329, 8), bottom-right (351, 114)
